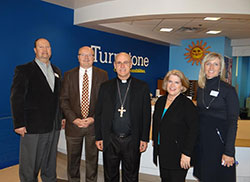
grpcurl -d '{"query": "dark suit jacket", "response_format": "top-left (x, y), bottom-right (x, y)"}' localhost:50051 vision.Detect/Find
top-left (95, 77), bottom-right (151, 151)
top-left (60, 66), bottom-right (108, 137)
top-left (10, 60), bottom-right (62, 134)
top-left (152, 94), bottom-right (198, 169)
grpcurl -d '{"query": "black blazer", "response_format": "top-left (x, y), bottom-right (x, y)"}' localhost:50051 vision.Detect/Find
top-left (152, 93), bottom-right (198, 169)
top-left (10, 60), bottom-right (62, 134)
top-left (95, 77), bottom-right (151, 151)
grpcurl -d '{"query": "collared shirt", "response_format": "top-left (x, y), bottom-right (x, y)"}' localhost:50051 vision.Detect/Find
top-left (79, 66), bottom-right (92, 104)
top-left (35, 58), bottom-right (55, 92)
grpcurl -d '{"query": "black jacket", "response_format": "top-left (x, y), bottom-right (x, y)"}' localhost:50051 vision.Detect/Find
top-left (95, 77), bottom-right (151, 151)
top-left (10, 60), bottom-right (62, 133)
top-left (152, 93), bottom-right (198, 169)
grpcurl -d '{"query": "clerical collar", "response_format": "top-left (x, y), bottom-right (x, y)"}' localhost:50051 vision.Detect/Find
top-left (117, 76), bottom-right (131, 84)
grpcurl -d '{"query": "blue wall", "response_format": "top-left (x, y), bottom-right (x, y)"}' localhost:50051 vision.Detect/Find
top-left (169, 37), bottom-right (226, 80)
top-left (232, 57), bottom-right (238, 87)
top-left (0, 117), bottom-right (19, 168)
top-left (236, 57), bottom-right (250, 107)
top-left (238, 57), bottom-right (248, 107)
top-left (232, 56), bottom-right (250, 108)
top-left (0, 0), bottom-right (169, 169)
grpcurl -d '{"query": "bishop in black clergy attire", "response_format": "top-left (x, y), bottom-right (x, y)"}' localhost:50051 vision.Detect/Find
top-left (95, 52), bottom-right (151, 182)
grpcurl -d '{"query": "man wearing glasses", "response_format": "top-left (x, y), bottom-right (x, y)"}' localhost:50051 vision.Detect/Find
top-left (95, 52), bottom-right (151, 182)
top-left (60, 46), bottom-right (108, 182)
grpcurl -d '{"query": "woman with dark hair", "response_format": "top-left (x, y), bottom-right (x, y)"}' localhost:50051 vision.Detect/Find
top-left (193, 52), bottom-right (240, 182)
top-left (152, 69), bottom-right (198, 182)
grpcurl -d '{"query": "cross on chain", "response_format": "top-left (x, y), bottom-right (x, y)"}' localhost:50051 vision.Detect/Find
top-left (116, 79), bottom-right (131, 118)
top-left (118, 105), bottom-right (126, 117)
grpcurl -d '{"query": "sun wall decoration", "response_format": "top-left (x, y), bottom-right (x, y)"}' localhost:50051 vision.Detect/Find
top-left (184, 40), bottom-right (211, 65)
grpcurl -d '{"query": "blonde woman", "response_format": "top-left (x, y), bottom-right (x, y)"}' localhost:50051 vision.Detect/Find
top-left (193, 52), bottom-right (239, 182)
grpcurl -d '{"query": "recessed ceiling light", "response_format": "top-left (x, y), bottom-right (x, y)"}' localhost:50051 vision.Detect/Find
top-left (206, 30), bottom-right (221, 34)
top-left (204, 17), bottom-right (221, 21)
top-left (160, 28), bottom-right (173, 32)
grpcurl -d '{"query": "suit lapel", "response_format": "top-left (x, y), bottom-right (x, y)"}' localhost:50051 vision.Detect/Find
top-left (75, 68), bottom-right (80, 108)
top-left (129, 77), bottom-right (135, 108)
top-left (107, 78), bottom-right (117, 119)
top-left (32, 61), bottom-right (53, 93)
top-left (159, 96), bottom-right (167, 122)
top-left (161, 94), bottom-right (182, 121)
top-left (110, 79), bottom-right (116, 108)
top-left (51, 65), bottom-right (60, 94)
top-left (129, 78), bottom-right (137, 122)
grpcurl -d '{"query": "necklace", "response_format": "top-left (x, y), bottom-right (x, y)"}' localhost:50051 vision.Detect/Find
top-left (202, 78), bottom-right (220, 109)
top-left (117, 79), bottom-right (131, 117)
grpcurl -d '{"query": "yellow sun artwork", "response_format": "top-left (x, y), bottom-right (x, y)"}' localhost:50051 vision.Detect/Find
top-left (184, 40), bottom-right (211, 65)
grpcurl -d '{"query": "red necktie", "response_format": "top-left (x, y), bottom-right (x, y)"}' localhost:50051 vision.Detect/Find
top-left (81, 70), bottom-right (89, 118)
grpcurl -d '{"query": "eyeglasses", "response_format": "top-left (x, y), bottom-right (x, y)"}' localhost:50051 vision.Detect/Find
top-left (37, 46), bottom-right (51, 49)
top-left (78, 54), bottom-right (93, 57)
top-left (115, 61), bottom-right (130, 66)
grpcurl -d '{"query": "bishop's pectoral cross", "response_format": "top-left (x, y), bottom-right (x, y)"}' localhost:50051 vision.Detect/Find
top-left (118, 105), bottom-right (126, 117)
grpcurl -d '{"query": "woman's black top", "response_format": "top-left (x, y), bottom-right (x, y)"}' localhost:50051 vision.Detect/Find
top-left (196, 76), bottom-right (239, 156)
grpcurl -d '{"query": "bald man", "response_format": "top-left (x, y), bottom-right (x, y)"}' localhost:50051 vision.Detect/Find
top-left (10, 38), bottom-right (63, 182)
top-left (60, 46), bottom-right (108, 182)
top-left (95, 52), bottom-right (151, 182)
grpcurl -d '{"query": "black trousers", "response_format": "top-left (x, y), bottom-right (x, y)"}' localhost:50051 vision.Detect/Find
top-left (103, 134), bottom-right (141, 182)
top-left (161, 169), bottom-right (187, 182)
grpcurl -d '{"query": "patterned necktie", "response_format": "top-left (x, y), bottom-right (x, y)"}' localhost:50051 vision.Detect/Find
top-left (81, 70), bottom-right (89, 118)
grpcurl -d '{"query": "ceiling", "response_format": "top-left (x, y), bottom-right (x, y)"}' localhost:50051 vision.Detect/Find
top-left (42, 0), bottom-right (250, 46)
top-left (42, 0), bottom-right (114, 9)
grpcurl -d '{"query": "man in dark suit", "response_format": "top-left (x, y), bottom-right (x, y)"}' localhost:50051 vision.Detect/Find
top-left (60, 46), bottom-right (108, 182)
top-left (10, 38), bottom-right (63, 182)
top-left (95, 52), bottom-right (151, 182)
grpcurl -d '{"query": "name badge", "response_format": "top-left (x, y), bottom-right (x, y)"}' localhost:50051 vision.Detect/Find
top-left (210, 90), bottom-right (219, 97)
top-left (54, 73), bottom-right (59, 78)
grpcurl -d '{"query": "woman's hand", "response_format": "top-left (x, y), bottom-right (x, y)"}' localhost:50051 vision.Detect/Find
top-left (221, 154), bottom-right (234, 167)
top-left (180, 153), bottom-right (191, 169)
